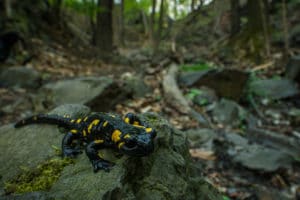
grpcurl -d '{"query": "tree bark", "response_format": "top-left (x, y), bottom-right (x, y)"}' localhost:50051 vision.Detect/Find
top-left (282, 0), bottom-right (289, 57)
top-left (154, 0), bottom-right (164, 51)
top-left (149, 0), bottom-right (157, 45)
top-left (191, 0), bottom-right (195, 11)
top-left (230, 0), bottom-right (240, 37)
top-left (95, 0), bottom-right (113, 52)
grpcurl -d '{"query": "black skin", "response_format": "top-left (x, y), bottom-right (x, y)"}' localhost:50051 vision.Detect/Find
top-left (15, 113), bottom-right (156, 172)
top-left (0, 31), bottom-right (24, 62)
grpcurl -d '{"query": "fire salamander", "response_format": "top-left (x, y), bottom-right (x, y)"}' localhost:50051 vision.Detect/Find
top-left (14, 113), bottom-right (156, 172)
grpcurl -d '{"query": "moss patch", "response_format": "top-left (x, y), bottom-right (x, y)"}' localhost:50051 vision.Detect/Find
top-left (4, 158), bottom-right (74, 194)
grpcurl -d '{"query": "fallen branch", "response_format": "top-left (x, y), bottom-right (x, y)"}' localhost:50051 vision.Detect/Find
top-left (162, 64), bottom-right (210, 126)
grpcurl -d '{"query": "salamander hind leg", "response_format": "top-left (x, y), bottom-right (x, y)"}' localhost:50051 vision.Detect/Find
top-left (85, 141), bottom-right (115, 173)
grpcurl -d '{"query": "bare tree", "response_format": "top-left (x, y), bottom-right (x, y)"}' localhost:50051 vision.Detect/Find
top-left (94, 0), bottom-right (113, 52)
top-left (149, 0), bottom-right (157, 46)
top-left (230, 0), bottom-right (240, 37)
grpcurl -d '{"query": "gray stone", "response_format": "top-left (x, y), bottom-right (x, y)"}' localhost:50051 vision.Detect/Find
top-left (121, 73), bottom-right (151, 98)
top-left (186, 128), bottom-right (217, 148)
top-left (0, 108), bottom-right (221, 200)
top-left (35, 76), bottom-right (128, 112)
top-left (0, 66), bottom-right (41, 89)
top-left (224, 133), bottom-right (294, 172)
top-left (212, 98), bottom-right (248, 128)
top-left (249, 78), bottom-right (299, 100)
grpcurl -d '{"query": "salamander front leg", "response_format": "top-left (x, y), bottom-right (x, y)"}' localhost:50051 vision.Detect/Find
top-left (124, 113), bottom-right (145, 126)
top-left (62, 132), bottom-right (82, 158)
top-left (85, 141), bottom-right (115, 173)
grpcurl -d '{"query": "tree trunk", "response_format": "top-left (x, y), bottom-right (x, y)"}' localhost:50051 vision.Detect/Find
top-left (95, 0), bottom-right (113, 52)
top-left (4, 0), bottom-right (12, 17)
top-left (191, 0), bottom-right (195, 11)
top-left (153, 0), bottom-right (164, 51)
top-left (149, 0), bottom-right (156, 46)
top-left (230, 0), bottom-right (240, 37)
top-left (173, 0), bottom-right (177, 19)
top-left (282, 0), bottom-right (289, 58)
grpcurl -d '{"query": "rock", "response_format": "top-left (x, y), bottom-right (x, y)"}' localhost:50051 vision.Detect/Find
top-left (285, 55), bottom-right (300, 84)
top-left (192, 87), bottom-right (218, 106)
top-left (249, 78), bottom-right (299, 100)
top-left (179, 70), bottom-right (212, 87)
top-left (186, 128), bottom-right (217, 149)
top-left (218, 132), bottom-right (294, 172)
top-left (35, 76), bottom-right (129, 112)
top-left (0, 107), bottom-right (221, 200)
top-left (121, 72), bottom-right (151, 98)
top-left (179, 69), bottom-right (249, 101)
top-left (0, 66), bottom-right (41, 89)
top-left (0, 104), bottom-right (90, 192)
top-left (212, 98), bottom-right (248, 128)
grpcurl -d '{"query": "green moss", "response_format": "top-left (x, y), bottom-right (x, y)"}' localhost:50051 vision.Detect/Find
top-left (4, 158), bottom-right (74, 194)
top-left (180, 62), bottom-right (213, 72)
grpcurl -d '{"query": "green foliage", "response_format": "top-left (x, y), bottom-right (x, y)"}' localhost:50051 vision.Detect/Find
top-left (4, 158), bottom-right (74, 194)
top-left (180, 62), bottom-right (213, 72)
top-left (124, 0), bottom-right (152, 24)
top-left (186, 88), bottom-right (203, 100)
top-left (222, 195), bottom-right (231, 200)
top-left (63, 0), bottom-right (98, 18)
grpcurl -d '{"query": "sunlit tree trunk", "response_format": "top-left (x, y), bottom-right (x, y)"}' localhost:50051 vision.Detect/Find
top-left (154, 0), bottom-right (164, 51)
top-left (95, 0), bottom-right (113, 52)
top-left (173, 0), bottom-right (177, 19)
top-left (191, 0), bottom-right (195, 11)
top-left (149, 0), bottom-right (156, 46)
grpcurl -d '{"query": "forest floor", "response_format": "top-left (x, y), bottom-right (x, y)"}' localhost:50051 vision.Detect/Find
top-left (1, 36), bottom-right (300, 200)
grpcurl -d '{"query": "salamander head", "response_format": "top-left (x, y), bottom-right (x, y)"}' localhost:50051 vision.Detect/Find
top-left (118, 127), bottom-right (157, 157)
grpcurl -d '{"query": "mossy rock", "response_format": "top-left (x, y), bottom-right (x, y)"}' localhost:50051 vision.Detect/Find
top-left (1, 106), bottom-right (222, 200)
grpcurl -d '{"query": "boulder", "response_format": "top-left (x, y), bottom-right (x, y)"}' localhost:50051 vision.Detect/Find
top-left (34, 77), bottom-right (129, 112)
top-left (179, 69), bottom-right (249, 101)
top-left (249, 78), bottom-right (299, 100)
top-left (0, 66), bottom-right (41, 89)
top-left (222, 133), bottom-right (294, 172)
top-left (212, 98), bottom-right (248, 128)
top-left (0, 105), bottom-right (221, 200)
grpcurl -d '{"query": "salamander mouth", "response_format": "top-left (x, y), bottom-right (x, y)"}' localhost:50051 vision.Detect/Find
top-left (121, 141), bottom-right (154, 157)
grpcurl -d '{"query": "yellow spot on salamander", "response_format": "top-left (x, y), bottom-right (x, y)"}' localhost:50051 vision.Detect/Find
top-left (133, 121), bottom-right (140, 125)
top-left (70, 129), bottom-right (78, 134)
top-left (133, 124), bottom-right (144, 129)
top-left (118, 142), bottom-right (125, 149)
top-left (83, 117), bottom-right (88, 121)
top-left (112, 130), bottom-right (121, 143)
top-left (124, 134), bottom-right (131, 139)
top-left (145, 128), bottom-right (153, 133)
top-left (71, 119), bottom-right (75, 123)
top-left (124, 117), bottom-right (130, 124)
top-left (94, 139), bottom-right (104, 144)
top-left (83, 130), bottom-right (87, 137)
top-left (76, 118), bottom-right (82, 123)
top-left (103, 121), bottom-right (108, 127)
top-left (87, 119), bottom-right (100, 133)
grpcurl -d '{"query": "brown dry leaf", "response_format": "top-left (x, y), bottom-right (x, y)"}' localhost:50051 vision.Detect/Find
top-left (189, 149), bottom-right (216, 160)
